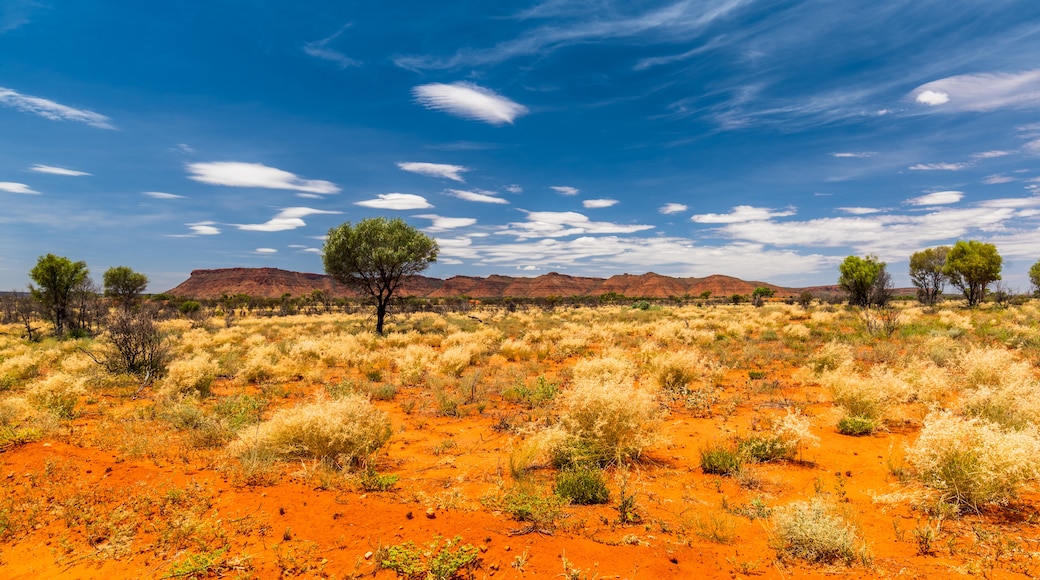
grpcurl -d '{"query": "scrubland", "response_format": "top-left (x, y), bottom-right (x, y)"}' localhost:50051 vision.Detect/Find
top-left (2, 300), bottom-right (1040, 578)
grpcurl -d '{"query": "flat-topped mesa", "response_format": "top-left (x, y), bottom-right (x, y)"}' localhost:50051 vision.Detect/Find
top-left (165, 267), bottom-right (795, 300)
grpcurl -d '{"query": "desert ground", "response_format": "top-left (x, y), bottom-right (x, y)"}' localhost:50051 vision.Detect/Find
top-left (2, 300), bottom-right (1039, 579)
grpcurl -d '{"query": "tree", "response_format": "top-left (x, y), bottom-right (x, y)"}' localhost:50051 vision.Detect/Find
top-left (1029, 259), bottom-right (1040, 297)
top-left (103, 266), bottom-right (149, 311)
top-left (323, 217), bottom-right (438, 335)
top-left (29, 254), bottom-right (90, 337)
top-left (868, 263), bottom-right (894, 308)
top-left (909, 246), bottom-right (950, 305)
top-left (751, 286), bottom-right (775, 307)
top-left (838, 254), bottom-right (884, 307)
top-left (943, 240), bottom-right (1002, 308)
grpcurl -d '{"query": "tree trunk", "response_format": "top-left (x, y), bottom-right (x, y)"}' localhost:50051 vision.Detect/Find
top-left (376, 298), bottom-right (387, 335)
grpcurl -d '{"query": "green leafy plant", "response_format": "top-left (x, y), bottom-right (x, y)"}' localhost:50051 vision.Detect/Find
top-left (554, 466), bottom-right (610, 505)
top-left (381, 536), bottom-right (480, 580)
top-left (700, 441), bottom-right (744, 476)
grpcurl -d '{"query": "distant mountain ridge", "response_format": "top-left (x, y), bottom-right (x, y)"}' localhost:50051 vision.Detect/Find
top-left (166, 267), bottom-right (805, 300)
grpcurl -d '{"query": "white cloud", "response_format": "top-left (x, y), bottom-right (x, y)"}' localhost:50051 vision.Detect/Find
top-left (0, 86), bottom-right (115, 129)
top-left (237, 207), bottom-right (342, 232)
top-left (29, 164), bottom-right (90, 176)
top-left (143, 191), bottom-right (185, 199)
top-left (505, 184), bottom-right (523, 194)
top-left (583, 198), bottom-right (618, 209)
top-left (831, 152), bottom-right (875, 158)
top-left (355, 193), bottom-right (432, 210)
top-left (1024, 140), bottom-right (1040, 156)
top-left (255, 248), bottom-right (278, 254)
top-left (659, 203), bottom-right (688, 214)
top-left (187, 222), bottom-right (220, 235)
top-left (186, 162), bottom-right (340, 194)
top-left (983, 174), bottom-right (1016, 185)
top-left (915, 90), bottom-right (949, 106)
top-left (0, 182), bottom-right (39, 194)
top-left (909, 162), bottom-right (968, 171)
top-left (501, 210), bottom-right (654, 239)
top-left (837, 207), bottom-right (882, 215)
top-left (447, 188), bottom-right (509, 204)
top-left (303, 25), bottom-right (361, 68)
top-left (906, 191), bottom-right (964, 206)
top-left (973, 150), bottom-right (1013, 159)
top-left (691, 205), bottom-right (796, 223)
top-left (397, 161), bottom-right (468, 182)
top-left (412, 82), bottom-right (528, 125)
top-left (911, 70), bottom-right (1040, 112)
top-left (414, 214), bottom-right (477, 232)
top-left (551, 185), bottom-right (579, 196)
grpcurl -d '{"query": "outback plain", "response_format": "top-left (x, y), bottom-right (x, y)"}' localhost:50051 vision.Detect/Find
top-left (2, 298), bottom-right (1040, 579)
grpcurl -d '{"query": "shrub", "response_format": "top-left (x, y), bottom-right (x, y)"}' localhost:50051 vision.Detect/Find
top-left (651, 350), bottom-right (724, 392)
top-left (27, 372), bottom-right (85, 419)
top-left (491, 483), bottom-right (567, 533)
top-left (100, 309), bottom-right (170, 377)
top-left (737, 435), bottom-right (792, 463)
top-left (550, 359), bottom-right (663, 466)
top-left (837, 416), bottom-right (877, 436)
top-left (554, 466), bottom-right (610, 505)
top-left (381, 536), bottom-right (480, 580)
top-left (229, 394), bottom-right (392, 467)
top-left (772, 498), bottom-right (860, 564)
top-left (905, 412), bottom-right (1040, 512)
top-left (700, 441), bottom-right (744, 475)
top-left (159, 354), bottom-right (219, 398)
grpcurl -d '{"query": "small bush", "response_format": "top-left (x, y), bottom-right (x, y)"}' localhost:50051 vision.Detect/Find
top-left (700, 441), bottom-right (744, 475)
top-left (738, 435), bottom-right (792, 463)
top-left (554, 467), bottom-right (610, 505)
top-left (357, 467), bottom-right (399, 492)
top-left (27, 372), bottom-right (85, 419)
top-left (229, 394), bottom-right (392, 467)
top-left (837, 415), bottom-right (877, 436)
top-left (906, 412), bottom-right (1040, 512)
top-left (159, 354), bottom-right (219, 398)
top-left (381, 536), bottom-right (480, 580)
top-left (772, 498), bottom-right (860, 564)
top-left (101, 309), bottom-right (169, 377)
top-left (489, 483), bottom-right (566, 533)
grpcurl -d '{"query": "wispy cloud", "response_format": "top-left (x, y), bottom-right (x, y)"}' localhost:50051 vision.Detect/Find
top-left (910, 69), bottom-right (1040, 112)
top-left (505, 184), bottom-right (523, 194)
top-left (186, 162), bottom-right (340, 194)
top-left (255, 247), bottom-right (278, 254)
top-left (501, 210), bottom-right (654, 239)
top-left (837, 207), bottom-right (882, 215)
top-left (983, 174), bottom-right (1016, 185)
top-left (187, 221), bottom-right (220, 235)
top-left (691, 205), bottom-right (796, 223)
top-left (355, 193), bottom-right (432, 210)
top-left (237, 207), bottom-right (342, 232)
top-left (397, 161), bottom-right (468, 182)
top-left (550, 185), bottom-right (579, 195)
top-left (413, 214), bottom-right (477, 232)
top-left (0, 182), bottom-right (39, 194)
top-left (29, 164), bottom-right (90, 176)
top-left (972, 150), bottom-right (1013, 159)
top-left (413, 82), bottom-right (528, 125)
top-left (583, 198), bottom-right (618, 209)
top-left (909, 162), bottom-right (968, 171)
top-left (303, 25), bottom-right (361, 68)
top-left (659, 203), bottom-right (688, 214)
top-left (1, 0), bottom-right (42, 34)
top-left (143, 191), bottom-right (185, 199)
top-left (447, 188), bottom-right (509, 204)
top-left (906, 190), bottom-right (963, 206)
top-left (831, 152), bottom-right (875, 158)
top-left (0, 86), bottom-right (114, 129)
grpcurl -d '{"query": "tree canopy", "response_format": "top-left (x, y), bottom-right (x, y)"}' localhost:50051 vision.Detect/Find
top-left (943, 240), bottom-right (1002, 308)
top-left (838, 255), bottom-right (885, 307)
top-left (909, 246), bottom-right (949, 305)
top-left (1030, 259), bottom-right (1040, 297)
top-left (29, 254), bottom-right (90, 337)
top-left (103, 266), bottom-right (149, 310)
top-left (323, 217), bottom-right (438, 334)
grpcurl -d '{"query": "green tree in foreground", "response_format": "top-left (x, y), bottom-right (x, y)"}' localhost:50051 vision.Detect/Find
top-left (943, 240), bottom-right (1002, 308)
top-left (103, 266), bottom-right (149, 311)
top-left (29, 254), bottom-right (90, 337)
top-left (1029, 259), bottom-right (1040, 297)
top-left (838, 254), bottom-right (884, 307)
top-left (909, 246), bottom-right (950, 305)
top-left (323, 217), bottom-right (438, 335)
top-left (751, 286), bottom-right (775, 307)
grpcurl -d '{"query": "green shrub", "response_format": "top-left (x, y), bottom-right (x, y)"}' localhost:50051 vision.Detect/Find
top-left (700, 442), bottom-right (744, 475)
top-left (381, 536), bottom-right (480, 580)
top-left (358, 467), bottom-right (399, 492)
top-left (554, 467), bottom-right (610, 505)
top-left (738, 435), bottom-right (793, 463)
top-left (837, 415), bottom-right (877, 436)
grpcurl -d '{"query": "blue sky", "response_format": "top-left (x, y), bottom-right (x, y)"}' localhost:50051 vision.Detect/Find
top-left (3, 1), bottom-right (1040, 292)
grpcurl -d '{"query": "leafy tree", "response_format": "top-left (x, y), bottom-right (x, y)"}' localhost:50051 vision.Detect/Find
top-left (838, 255), bottom-right (884, 307)
top-left (751, 286), bottom-right (775, 307)
top-left (909, 246), bottom-right (950, 305)
top-left (1029, 259), bottom-right (1040, 297)
top-left (103, 266), bottom-right (149, 311)
top-left (868, 263), bottom-right (894, 308)
top-left (323, 217), bottom-right (438, 335)
top-left (29, 254), bottom-right (90, 337)
top-left (943, 240), bottom-right (1002, 308)
top-left (797, 291), bottom-right (814, 309)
